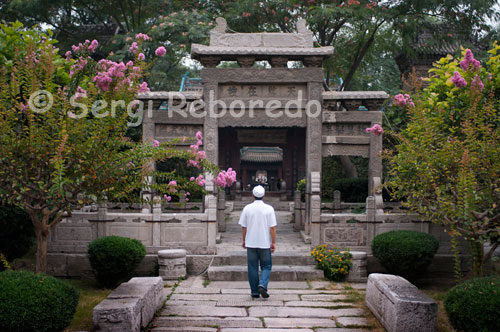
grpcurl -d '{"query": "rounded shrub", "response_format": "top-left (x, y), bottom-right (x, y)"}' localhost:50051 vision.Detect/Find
top-left (0, 270), bottom-right (79, 332)
top-left (88, 236), bottom-right (146, 288)
top-left (371, 230), bottom-right (439, 280)
top-left (0, 204), bottom-right (35, 264)
top-left (445, 276), bottom-right (500, 332)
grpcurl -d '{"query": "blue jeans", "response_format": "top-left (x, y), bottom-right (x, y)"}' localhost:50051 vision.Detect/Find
top-left (246, 248), bottom-right (272, 296)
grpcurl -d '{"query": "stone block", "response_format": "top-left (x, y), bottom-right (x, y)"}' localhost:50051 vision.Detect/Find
top-left (366, 273), bottom-right (437, 332)
top-left (93, 298), bottom-right (142, 332)
top-left (93, 277), bottom-right (165, 331)
top-left (158, 249), bottom-right (187, 280)
top-left (346, 251), bottom-right (367, 282)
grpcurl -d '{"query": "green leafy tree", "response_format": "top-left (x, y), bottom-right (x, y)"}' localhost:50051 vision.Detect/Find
top-left (0, 22), bottom-right (227, 273)
top-left (386, 45), bottom-right (500, 276)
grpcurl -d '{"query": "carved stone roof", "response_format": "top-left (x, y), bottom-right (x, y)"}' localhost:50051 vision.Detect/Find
top-left (191, 17), bottom-right (333, 61)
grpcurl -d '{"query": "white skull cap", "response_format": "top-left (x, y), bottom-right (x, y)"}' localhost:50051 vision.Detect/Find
top-left (252, 185), bottom-right (265, 198)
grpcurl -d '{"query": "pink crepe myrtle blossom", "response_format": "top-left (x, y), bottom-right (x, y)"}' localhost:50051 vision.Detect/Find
top-left (471, 75), bottom-right (484, 91)
top-left (164, 195), bottom-right (172, 202)
top-left (215, 168), bottom-right (237, 188)
top-left (460, 49), bottom-right (481, 71)
top-left (195, 175), bottom-right (206, 186)
top-left (74, 86), bottom-right (87, 100)
top-left (168, 180), bottom-right (177, 187)
top-left (135, 33), bottom-right (152, 42)
top-left (138, 53), bottom-right (146, 61)
top-left (185, 198), bottom-right (189, 202)
top-left (451, 71), bottom-right (467, 88)
top-left (366, 124), bottom-right (383, 136)
top-left (152, 139), bottom-right (160, 147)
top-left (190, 176), bottom-right (195, 181)
top-left (138, 82), bottom-right (150, 93)
top-left (129, 42), bottom-right (139, 54)
top-left (155, 46), bottom-right (167, 57)
top-left (393, 93), bottom-right (414, 107)
top-left (187, 160), bottom-right (199, 168)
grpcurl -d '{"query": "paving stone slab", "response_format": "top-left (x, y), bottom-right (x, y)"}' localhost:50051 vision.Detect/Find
top-left (337, 317), bottom-right (371, 327)
top-left (310, 281), bottom-right (333, 289)
top-left (165, 300), bottom-right (217, 306)
top-left (249, 307), bottom-right (363, 318)
top-left (316, 329), bottom-right (370, 332)
top-left (264, 317), bottom-right (338, 328)
top-left (301, 294), bottom-right (348, 301)
top-left (207, 281), bottom-right (309, 289)
top-left (170, 293), bottom-right (299, 301)
top-left (221, 289), bottom-right (343, 295)
top-left (349, 283), bottom-right (367, 290)
top-left (216, 300), bottom-right (284, 307)
top-left (176, 287), bottom-right (221, 294)
top-left (221, 329), bottom-right (314, 332)
top-left (151, 328), bottom-right (217, 332)
top-left (153, 317), bottom-right (263, 328)
top-left (161, 305), bottom-right (247, 317)
top-left (285, 301), bottom-right (355, 307)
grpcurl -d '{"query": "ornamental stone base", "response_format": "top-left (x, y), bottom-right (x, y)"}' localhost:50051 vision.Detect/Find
top-left (158, 249), bottom-right (187, 280)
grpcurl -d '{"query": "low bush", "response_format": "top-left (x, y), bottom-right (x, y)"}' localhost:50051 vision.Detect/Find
top-left (0, 204), bottom-right (35, 265)
top-left (88, 236), bottom-right (146, 288)
top-left (311, 244), bottom-right (352, 281)
top-left (0, 270), bottom-right (79, 332)
top-left (371, 230), bottom-right (439, 280)
top-left (445, 276), bottom-right (500, 332)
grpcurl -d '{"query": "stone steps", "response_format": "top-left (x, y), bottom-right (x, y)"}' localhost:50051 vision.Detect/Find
top-left (207, 265), bottom-right (324, 281)
top-left (212, 251), bottom-right (315, 266)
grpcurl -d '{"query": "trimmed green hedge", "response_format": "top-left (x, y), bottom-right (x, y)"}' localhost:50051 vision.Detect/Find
top-left (371, 230), bottom-right (439, 280)
top-left (445, 276), bottom-right (500, 332)
top-left (0, 270), bottom-right (79, 332)
top-left (88, 236), bottom-right (146, 288)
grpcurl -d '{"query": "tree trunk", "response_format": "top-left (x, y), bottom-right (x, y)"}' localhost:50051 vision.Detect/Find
top-left (35, 227), bottom-right (50, 273)
top-left (340, 156), bottom-right (358, 178)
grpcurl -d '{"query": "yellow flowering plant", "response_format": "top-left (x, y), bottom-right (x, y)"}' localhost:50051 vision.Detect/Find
top-left (311, 244), bottom-right (352, 281)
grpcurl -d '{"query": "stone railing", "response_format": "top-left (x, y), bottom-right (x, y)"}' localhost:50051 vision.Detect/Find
top-left (47, 190), bottom-right (217, 278)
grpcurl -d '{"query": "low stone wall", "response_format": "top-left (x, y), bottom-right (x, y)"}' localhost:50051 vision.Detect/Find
top-left (366, 273), bottom-right (437, 332)
top-left (47, 197), bottom-right (217, 277)
top-left (93, 277), bottom-right (165, 332)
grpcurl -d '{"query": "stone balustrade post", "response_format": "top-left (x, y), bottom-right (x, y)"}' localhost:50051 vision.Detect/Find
top-left (217, 190), bottom-right (226, 232)
top-left (294, 190), bottom-right (302, 232)
top-left (333, 190), bottom-right (341, 211)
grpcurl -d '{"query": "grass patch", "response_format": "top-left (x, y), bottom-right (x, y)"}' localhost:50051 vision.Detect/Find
top-left (62, 278), bottom-right (112, 332)
top-left (202, 279), bottom-right (211, 288)
top-left (421, 286), bottom-right (456, 332)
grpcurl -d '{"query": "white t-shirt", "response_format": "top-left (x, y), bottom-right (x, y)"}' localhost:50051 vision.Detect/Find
top-left (238, 200), bottom-right (277, 249)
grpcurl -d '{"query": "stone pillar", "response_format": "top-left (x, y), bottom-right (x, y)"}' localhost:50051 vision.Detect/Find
top-left (141, 120), bottom-right (155, 214)
top-left (158, 249), bottom-right (187, 280)
top-left (366, 196), bottom-right (377, 247)
top-left (235, 181), bottom-right (242, 201)
top-left (217, 190), bottom-right (226, 232)
top-left (201, 74), bottom-right (219, 166)
top-left (280, 180), bottom-right (287, 201)
top-left (293, 190), bottom-right (302, 232)
top-left (205, 173), bottom-right (217, 254)
top-left (368, 122), bottom-right (382, 196)
top-left (333, 190), bottom-right (341, 211)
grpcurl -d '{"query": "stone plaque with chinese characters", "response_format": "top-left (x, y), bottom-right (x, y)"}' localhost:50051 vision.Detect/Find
top-left (237, 129), bottom-right (287, 144)
top-left (219, 84), bottom-right (307, 100)
top-left (155, 124), bottom-right (203, 140)
top-left (323, 123), bottom-right (371, 137)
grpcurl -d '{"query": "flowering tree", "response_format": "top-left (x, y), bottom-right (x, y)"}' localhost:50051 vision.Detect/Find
top-left (0, 23), bottom-right (235, 273)
top-left (386, 46), bottom-right (500, 276)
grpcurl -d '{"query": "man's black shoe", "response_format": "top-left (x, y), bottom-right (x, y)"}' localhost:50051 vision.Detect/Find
top-left (251, 294), bottom-right (260, 299)
top-left (258, 286), bottom-right (269, 298)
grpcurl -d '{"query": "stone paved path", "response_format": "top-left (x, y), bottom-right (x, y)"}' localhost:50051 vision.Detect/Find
top-left (149, 276), bottom-right (374, 332)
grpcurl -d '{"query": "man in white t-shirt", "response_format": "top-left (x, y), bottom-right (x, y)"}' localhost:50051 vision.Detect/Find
top-left (238, 185), bottom-right (277, 299)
